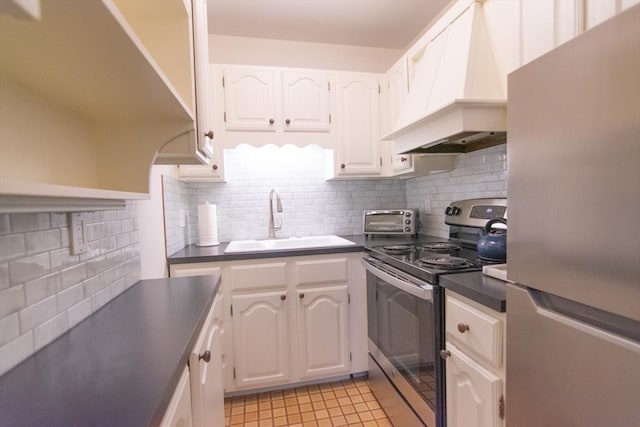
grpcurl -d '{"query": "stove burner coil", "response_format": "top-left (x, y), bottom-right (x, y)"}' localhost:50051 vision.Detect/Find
top-left (382, 245), bottom-right (416, 255)
top-left (417, 256), bottom-right (472, 269)
top-left (418, 242), bottom-right (462, 253)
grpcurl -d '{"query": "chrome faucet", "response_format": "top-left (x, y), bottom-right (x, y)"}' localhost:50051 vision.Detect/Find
top-left (268, 189), bottom-right (283, 238)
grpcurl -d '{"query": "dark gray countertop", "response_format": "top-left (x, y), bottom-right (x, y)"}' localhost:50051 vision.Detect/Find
top-left (440, 272), bottom-right (507, 312)
top-left (167, 234), bottom-right (368, 264)
top-left (0, 275), bottom-right (221, 427)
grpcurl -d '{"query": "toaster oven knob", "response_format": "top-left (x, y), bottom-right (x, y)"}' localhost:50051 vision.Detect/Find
top-left (405, 227), bottom-right (411, 232)
top-left (405, 211), bottom-right (412, 217)
top-left (405, 220), bottom-right (411, 225)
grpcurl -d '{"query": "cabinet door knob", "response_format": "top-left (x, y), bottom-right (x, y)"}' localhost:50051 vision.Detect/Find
top-left (285, 118), bottom-right (291, 125)
top-left (204, 130), bottom-right (214, 139)
top-left (299, 293), bottom-right (305, 299)
top-left (269, 118), bottom-right (275, 125)
top-left (340, 164), bottom-right (346, 169)
top-left (400, 156), bottom-right (407, 162)
top-left (439, 349), bottom-right (451, 359)
top-left (199, 350), bottom-right (211, 363)
top-left (212, 164), bottom-right (218, 170)
top-left (280, 295), bottom-right (286, 301)
top-left (457, 323), bottom-right (470, 333)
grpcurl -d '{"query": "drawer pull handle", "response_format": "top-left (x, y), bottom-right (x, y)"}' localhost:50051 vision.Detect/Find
top-left (299, 293), bottom-right (305, 299)
top-left (457, 323), bottom-right (470, 333)
top-left (439, 349), bottom-right (451, 359)
top-left (199, 350), bottom-right (211, 363)
top-left (280, 295), bottom-right (287, 301)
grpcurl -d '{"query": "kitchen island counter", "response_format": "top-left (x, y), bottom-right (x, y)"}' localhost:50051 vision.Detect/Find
top-left (0, 275), bottom-right (221, 427)
top-left (440, 271), bottom-right (507, 312)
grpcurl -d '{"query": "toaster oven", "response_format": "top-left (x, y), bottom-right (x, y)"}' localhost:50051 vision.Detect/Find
top-left (363, 209), bottom-right (419, 236)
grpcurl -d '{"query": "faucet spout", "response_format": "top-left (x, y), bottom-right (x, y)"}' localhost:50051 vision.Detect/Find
top-left (268, 189), bottom-right (283, 239)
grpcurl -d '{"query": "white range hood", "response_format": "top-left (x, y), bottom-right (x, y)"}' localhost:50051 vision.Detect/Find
top-left (384, 1), bottom-right (506, 154)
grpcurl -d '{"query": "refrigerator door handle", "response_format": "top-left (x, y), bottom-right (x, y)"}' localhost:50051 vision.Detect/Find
top-left (528, 287), bottom-right (640, 350)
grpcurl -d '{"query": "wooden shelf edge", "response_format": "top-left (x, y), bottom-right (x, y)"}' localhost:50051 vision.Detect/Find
top-left (0, 181), bottom-right (148, 213)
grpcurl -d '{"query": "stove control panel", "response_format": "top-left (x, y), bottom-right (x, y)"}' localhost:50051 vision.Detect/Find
top-left (445, 198), bottom-right (507, 228)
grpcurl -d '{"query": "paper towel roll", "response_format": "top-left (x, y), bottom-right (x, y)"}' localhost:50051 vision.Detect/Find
top-left (197, 203), bottom-right (219, 247)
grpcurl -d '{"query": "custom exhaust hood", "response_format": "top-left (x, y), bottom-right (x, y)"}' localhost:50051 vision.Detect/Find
top-left (383, 1), bottom-right (506, 154)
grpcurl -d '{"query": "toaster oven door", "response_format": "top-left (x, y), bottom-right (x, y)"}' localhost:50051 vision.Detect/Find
top-left (364, 211), bottom-right (407, 234)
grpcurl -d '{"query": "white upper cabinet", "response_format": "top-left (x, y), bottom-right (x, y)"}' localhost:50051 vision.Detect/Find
top-left (333, 72), bottom-right (382, 177)
top-left (216, 65), bottom-right (334, 148)
top-left (0, 0), bottom-right (211, 210)
top-left (223, 67), bottom-right (278, 131)
top-left (282, 70), bottom-right (331, 132)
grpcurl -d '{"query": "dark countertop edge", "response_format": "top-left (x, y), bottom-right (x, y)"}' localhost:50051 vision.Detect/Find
top-left (0, 275), bottom-right (222, 427)
top-left (440, 272), bottom-right (507, 312)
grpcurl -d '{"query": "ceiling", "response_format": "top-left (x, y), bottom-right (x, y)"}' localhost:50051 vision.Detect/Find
top-left (207, 0), bottom-right (452, 49)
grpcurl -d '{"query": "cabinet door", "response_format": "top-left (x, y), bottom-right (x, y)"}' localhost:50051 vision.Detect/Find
top-left (335, 73), bottom-right (381, 176)
top-left (445, 343), bottom-right (504, 427)
top-left (223, 67), bottom-right (277, 131)
top-left (296, 285), bottom-right (350, 380)
top-left (160, 367), bottom-right (193, 427)
top-left (190, 295), bottom-right (224, 427)
top-left (282, 70), bottom-right (331, 132)
top-left (231, 290), bottom-right (290, 388)
top-left (191, 0), bottom-right (214, 159)
top-left (384, 57), bottom-right (414, 174)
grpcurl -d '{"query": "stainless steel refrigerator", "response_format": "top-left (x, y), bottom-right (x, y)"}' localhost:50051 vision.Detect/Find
top-left (506, 5), bottom-right (640, 426)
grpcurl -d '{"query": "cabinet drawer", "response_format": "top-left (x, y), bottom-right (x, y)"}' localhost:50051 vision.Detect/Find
top-left (293, 257), bottom-right (349, 285)
top-left (228, 262), bottom-right (287, 290)
top-left (446, 295), bottom-right (504, 368)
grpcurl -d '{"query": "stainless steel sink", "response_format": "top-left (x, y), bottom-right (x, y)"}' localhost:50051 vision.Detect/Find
top-left (224, 235), bottom-right (356, 254)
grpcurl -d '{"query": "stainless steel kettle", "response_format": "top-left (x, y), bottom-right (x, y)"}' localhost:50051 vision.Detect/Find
top-left (477, 218), bottom-right (507, 261)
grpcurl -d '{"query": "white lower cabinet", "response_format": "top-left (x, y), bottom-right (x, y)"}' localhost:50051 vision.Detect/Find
top-left (190, 292), bottom-right (225, 427)
top-left (160, 367), bottom-right (193, 427)
top-left (444, 292), bottom-right (506, 427)
top-left (296, 285), bottom-right (350, 380)
top-left (231, 290), bottom-right (290, 388)
top-left (169, 252), bottom-right (367, 393)
top-left (161, 289), bottom-right (224, 427)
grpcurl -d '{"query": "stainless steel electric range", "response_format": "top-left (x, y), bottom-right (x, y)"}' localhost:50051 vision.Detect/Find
top-left (363, 198), bottom-right (507, 427)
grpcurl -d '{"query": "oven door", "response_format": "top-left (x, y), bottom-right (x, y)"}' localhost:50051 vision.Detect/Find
top-left (364, 257), bottom-right (441, 427)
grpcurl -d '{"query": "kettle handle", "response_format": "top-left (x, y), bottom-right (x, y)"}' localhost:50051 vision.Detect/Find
top-left (484, 218), bottom-right (507, 234)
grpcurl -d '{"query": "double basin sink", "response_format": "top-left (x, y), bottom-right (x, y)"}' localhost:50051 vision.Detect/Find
top-left (224, 235), bottom-right (357, 254)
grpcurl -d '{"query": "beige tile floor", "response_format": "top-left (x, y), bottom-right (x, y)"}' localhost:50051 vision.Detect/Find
top-left (224, 376), bottom-right (393, 427)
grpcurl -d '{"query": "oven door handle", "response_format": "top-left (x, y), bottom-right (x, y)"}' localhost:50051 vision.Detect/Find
top-left (363, 258), bottom-right (433, 301)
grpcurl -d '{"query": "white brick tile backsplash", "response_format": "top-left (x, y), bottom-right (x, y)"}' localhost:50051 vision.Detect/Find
top-left (0, 285), bottom-right (26, 318)
top-left (19, 295), bottom-right (57, 333)
top-left (57, 283), bottom-right (84, 312)
top-left (9, 252), bottom-right (51, 285)
top-left (91, 287), bottom-right (111, 312)
top-left (67, 299), bottom-right (92, 329)
top-left (60, 263), bottom-right (88, 290)
top-left (33, 312), bottom-right (68, 352)
top-left (10, 213), bottom-right (50, 233)
top-left (0, 331), bottom-right (33, 377)
top-left (0, 215), bottom-right (9, 235)
top-left (0, 234), bottom-right (25, 263)
top-left (0, 263), bottom-right (8, 290)
top-left (24, 272), bottom-right (61, 306)
top-left (25, 229), bottom-right (61, 254)
top-left (0, 202), bottom-right (140, 375)
top-left (0, 313), bottom-right (19, 347)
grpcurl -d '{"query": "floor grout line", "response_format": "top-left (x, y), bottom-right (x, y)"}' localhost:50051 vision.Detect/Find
top-left (224, 377), bottom-right (393, 427)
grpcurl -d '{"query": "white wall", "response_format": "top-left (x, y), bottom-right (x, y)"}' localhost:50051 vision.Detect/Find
top-left (209, 35), bottom-right (402, 72)
top-left (137, 165), bottom-right (178, 279)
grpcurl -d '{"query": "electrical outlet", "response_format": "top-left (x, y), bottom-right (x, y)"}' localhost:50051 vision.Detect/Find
top-left (69, 213), bottom-right (86, 255)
